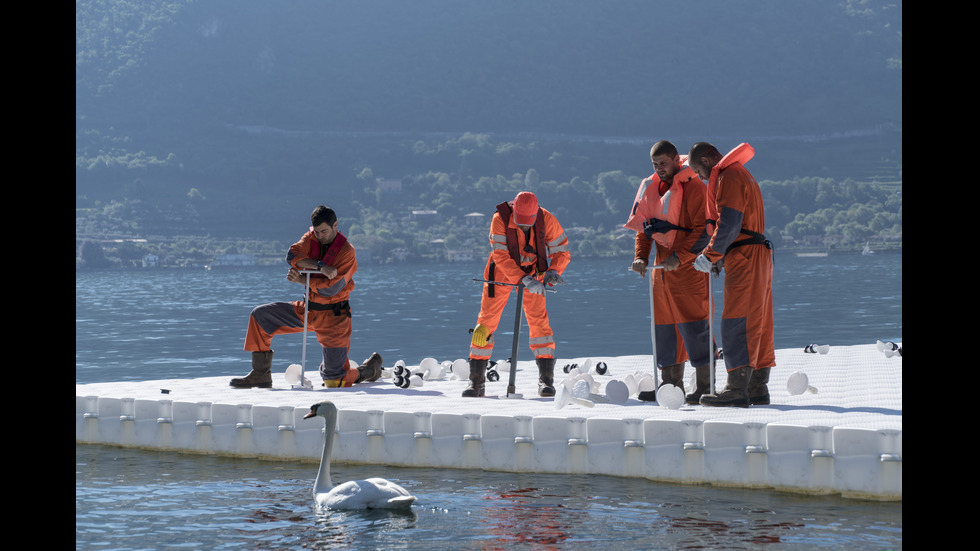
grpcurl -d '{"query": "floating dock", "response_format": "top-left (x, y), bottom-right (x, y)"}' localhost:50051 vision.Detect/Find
top-left (76, 343), bottom-right (902, 501)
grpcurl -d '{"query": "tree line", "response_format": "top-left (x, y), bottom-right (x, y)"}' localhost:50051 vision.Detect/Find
top-left (76, 134), bottom-right (901, 269)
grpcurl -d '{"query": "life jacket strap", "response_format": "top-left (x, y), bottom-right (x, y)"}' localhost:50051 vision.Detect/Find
top-left (643, 218), bottom-right (692, 239)
top-left (725, 229), bottom-right (773, 254)
top-left (308, 300), bottom-right (351, 317)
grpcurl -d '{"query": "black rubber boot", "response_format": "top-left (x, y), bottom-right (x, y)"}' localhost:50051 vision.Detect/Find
top-left (230, 350), bottom-right (274, 388)
top-left (748, 367), bottom-right (771, 405)
top-left (662, 363), bottom-right (685, 392)
top-left (685, 364), bottom-right (711, 405)
top-left (638, 363), bottom-right (685, 402)
top-left (699, 365), bottom-right (751, 408)
top-left (537, 357), bottom-right (556, 397)
top-left (462, 359), bottom-right (488, 397)
top-left (355, 352), bottom-right (384, 383)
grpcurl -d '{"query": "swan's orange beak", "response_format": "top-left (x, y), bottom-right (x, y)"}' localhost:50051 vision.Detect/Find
top-left (303, 408), bottom-right (317, 419)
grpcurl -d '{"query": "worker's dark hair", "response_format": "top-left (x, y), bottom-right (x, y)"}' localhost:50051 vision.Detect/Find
top-left (311, 205), bottom-right (337, 227)
top-left (688, 142), bottom-right (722, 163)
top-left (650, 140), bottom-right (678, 159)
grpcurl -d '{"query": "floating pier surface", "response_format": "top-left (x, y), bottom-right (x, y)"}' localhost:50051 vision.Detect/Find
top-left (76, 344), bottom-right (902, 501)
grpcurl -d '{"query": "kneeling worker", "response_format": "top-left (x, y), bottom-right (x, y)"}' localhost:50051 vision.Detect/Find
top-left (230, 205), bottom-right (383, 389)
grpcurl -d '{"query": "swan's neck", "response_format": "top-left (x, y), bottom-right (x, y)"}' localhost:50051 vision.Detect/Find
top-left (313, 409), bottom-right (337, 495)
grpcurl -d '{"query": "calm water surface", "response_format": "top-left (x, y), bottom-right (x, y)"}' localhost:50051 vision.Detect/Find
top-left (76, 253), bottom-right (902, 549)
top-left (75, 254), bottom-right (901, 384)
top-left (76, 444), bottom-right (901, 550)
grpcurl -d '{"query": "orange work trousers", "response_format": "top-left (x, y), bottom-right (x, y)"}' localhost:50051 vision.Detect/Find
top-left (244, 300), bottom-right (354, 382)
top-left (652, 264), bottom-right (713, 369)
top-left (470, 283), bottom-right (555, 361)
top-left (718, 245), bottom-right (776, 372)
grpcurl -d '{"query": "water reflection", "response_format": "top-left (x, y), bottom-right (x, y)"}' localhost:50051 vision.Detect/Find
top-left (310, 508), bottom-right (419, 549)
top-left (475, 486), bottom-right (574, 548)
top-left (77, 445), bottom-right (901, 550)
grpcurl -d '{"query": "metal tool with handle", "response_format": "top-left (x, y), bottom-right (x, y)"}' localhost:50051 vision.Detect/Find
top-left (472, 276), bottom-right (562, 398)
top-left (290, 269), bottom-right (322, 390)
top-left (645, 265), bottom-right (664, 390)
top-left (627, 264), bottom-right (664, 390)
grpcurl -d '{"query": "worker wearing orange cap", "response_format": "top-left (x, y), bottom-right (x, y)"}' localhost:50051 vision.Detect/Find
top-left (464, 191), bottom-right (571, 398)
top-left (688, 142), bottom-right (775, 407)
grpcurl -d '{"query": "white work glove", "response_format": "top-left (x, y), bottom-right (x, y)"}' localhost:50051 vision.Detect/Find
top-left (522, 275), bottom-right (546, 295)
top-left (542, 269), bottom-right (565, 287)
top-left (693, 254), bottom-right (713, 273)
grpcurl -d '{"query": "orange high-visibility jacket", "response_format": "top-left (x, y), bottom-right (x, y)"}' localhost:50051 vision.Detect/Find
top-left (485, 203), bottom-right (570, 285)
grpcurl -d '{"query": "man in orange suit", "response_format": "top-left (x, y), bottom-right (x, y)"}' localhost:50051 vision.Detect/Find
top-left (231, 205), bottom-right (382, 389)
top-left (465, 191), bottom-right (571, 398)
top-left (688, 142), bottom-right (775, 407)
top-left (625, 140), bottom-right (714, 404)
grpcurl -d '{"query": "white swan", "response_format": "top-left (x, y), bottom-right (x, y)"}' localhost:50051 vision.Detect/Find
top-left (303, 400), bottom-right (417, 510)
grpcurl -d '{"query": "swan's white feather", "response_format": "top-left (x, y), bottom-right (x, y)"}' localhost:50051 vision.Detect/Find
top-left (315, 478), bottom-right (417, 510)
top-left (306, 400), bottom-right (417, 510)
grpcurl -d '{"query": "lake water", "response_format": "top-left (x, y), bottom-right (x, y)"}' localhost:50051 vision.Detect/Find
top-left (76, 444), bottom-right (902, 551)
top-left (76, 253), bottom-right (902, 550)
top-left (75, 253), bottom-right (901, 384)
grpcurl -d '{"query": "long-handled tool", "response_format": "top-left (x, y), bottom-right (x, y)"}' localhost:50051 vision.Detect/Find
top-left (285, 269), bottom-right (321, 390)
top-left (503, 283), bottom-right (525, 399)
top-left (645, 265), bottom-right (664, 390)
top-left (471, 279), bottom-right (558, 293)
top-left (472, 278), bottom-right (535, 399)
top-left (628, 265), bottom-right (664, 391)
top-left (708, 272), bottom-right (716, 394)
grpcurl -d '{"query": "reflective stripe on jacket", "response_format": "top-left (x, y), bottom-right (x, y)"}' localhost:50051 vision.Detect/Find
top-left (485, 204), bottom-right (570, 287)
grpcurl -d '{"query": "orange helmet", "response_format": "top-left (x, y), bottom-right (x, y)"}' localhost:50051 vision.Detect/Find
top-left (513, 191), bottom-right (538, 225)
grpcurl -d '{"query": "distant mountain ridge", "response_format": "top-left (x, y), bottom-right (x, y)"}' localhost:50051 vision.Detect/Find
top-left (77, 0), bottom-right (901, 137)
top-left (76, 0), bottom-right (902, 243)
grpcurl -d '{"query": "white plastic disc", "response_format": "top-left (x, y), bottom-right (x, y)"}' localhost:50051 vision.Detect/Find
top-left (419, 357), bottom-right (439, 372)
top-left (605, 380), bottom-right (629, 404)
top-left (284, 363), bottom-right (302, 385)
top-left (572, 379), bottom-right (591, 399)
top-left (787, 371), bottom-right (809, 395)
top-left (658, 384), bottom-right (684, 409)
top-left (636, 374), bottom-right (657, 392)
top-left (452, 358), bottom-right (469, 379)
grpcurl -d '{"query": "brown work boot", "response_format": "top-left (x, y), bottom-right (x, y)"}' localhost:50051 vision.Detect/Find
top-left (462, 359), bottom-right (488, 397)
top-left (685, 364), bottom-right (711, 405)
top-left (661, 363), bottom-right (685, 392)
top-left (748, 367), bottom-right (771, 405)
top-left (699, 366), bottom-right (751, 408)
top-left (537, 357), bottom-right (556, 397)
top-left (230, 351), bottom-right (274, 388)
top-left (638, 363), bottom-right (685, 402)
top-left (355, 352), bottom-right (384, 383)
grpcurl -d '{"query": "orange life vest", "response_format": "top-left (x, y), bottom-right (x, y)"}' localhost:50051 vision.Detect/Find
top-left (706, 143), bottom-right (754, 228)
top-left (624, 163), bottom-right (699, 250)
top-left (496, 201), bottom-right (548, 274)
top-left (306, 228), bottom-right (348, 285)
